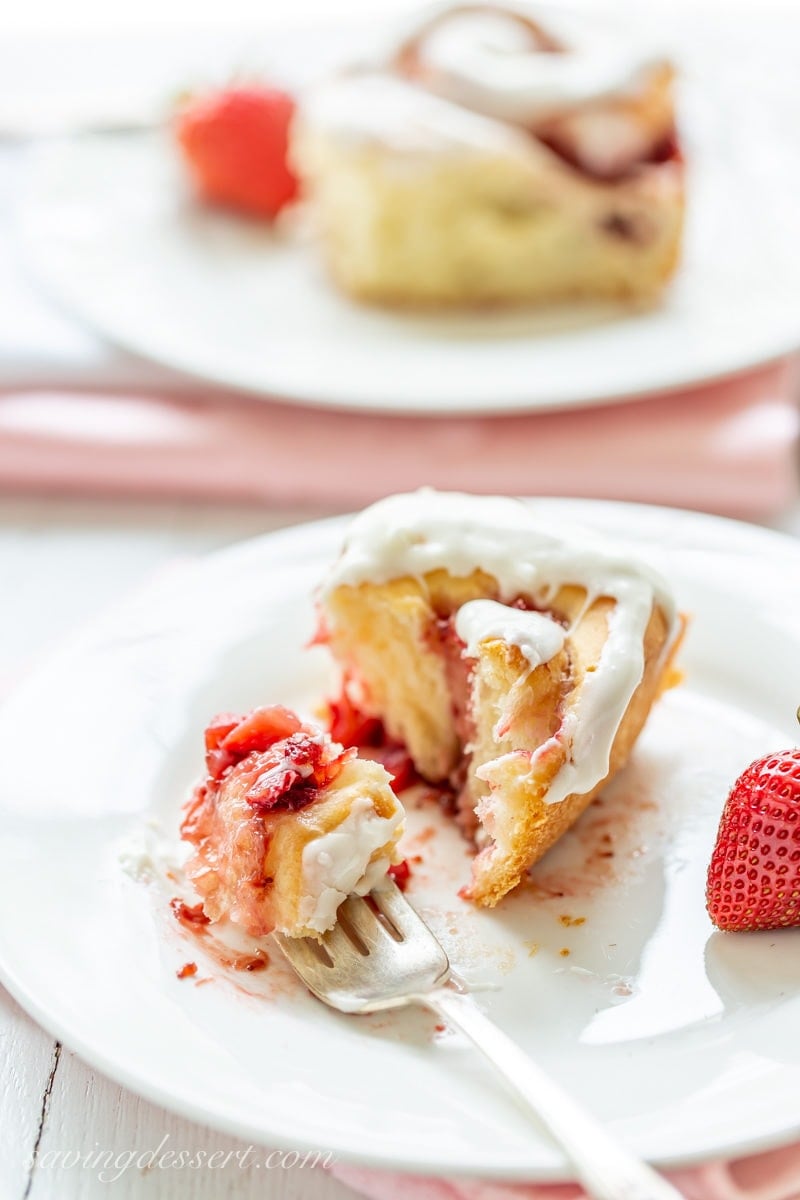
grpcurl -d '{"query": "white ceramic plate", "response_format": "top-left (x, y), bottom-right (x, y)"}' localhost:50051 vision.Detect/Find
top-left (17, 18), bottom-right (800, 415)
top-left (1, 500), bottom-right (800, 1180)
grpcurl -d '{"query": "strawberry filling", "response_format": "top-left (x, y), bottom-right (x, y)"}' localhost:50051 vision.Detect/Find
top-left (328, 687), bottom-right (384, 748)
top-left (427, 614), bottom-right (475, 749)
top-left (179, 706), bottom-right (366, 938)
top-left (328, 687), bottom-right (419, 794)
top-left (537, 124), bottom-right (681, 184)
top-left (428, 594), bottom-right (556, 748)
top-left (229, 731), bottom-right (350, 815)
top-left (170, 898), bottom-right (211, 928)
top-left (190, 706), bottom-right (352, 824)
top-left (328, 595), bottom-right (562, 802)
top-left (388, 859), bottom-right (412, 891)
top-left (203, 704), bottom-right (305, 780)
top-left (393, 9), bottom-right (681, 184)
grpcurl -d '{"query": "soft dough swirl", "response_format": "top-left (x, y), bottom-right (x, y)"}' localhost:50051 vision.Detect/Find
top-left (371, 3), bottom-right (678, 179)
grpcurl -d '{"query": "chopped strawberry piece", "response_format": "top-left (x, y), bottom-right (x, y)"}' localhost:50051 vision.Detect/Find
top-left (220, 705), bottom-right (303, 755)
top-left (328, 689), bottom-right (383, 748)
top-left (181, 706), bottom-right (361, 940)
top-left (243, 733), bottom-right (355, 815)
top-left (247, 768), bottom-right (304, 811)
top-left (236, 952), bottom-right (270, 972)
top-left (326, 686), bottom-right (417, 792)
top-left (176, 85), bottom-right (299, 219)
top-left (180, 784), bottom-right (210, 841)
top-left (203, 712), bottom-right (241, 775)
top-left (707, 748), bottom-right (800, 932)
top-left (204, 713), bottom-right (240, 752)
top-left (388, 859), bottom-right (412, 891)
top-left (191, 707), bottom-right (355, 828)
top-left (307, 614), bottom-right (331, 647)
top-left (379, 744), bottom-right (419, 794)
top-left (171, 898), bottom-right (210, 928)
top-left (204, 705), bottom-right (304, 779)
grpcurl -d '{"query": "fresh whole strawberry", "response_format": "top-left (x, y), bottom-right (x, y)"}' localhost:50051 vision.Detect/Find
top-left (706, 748), bottom-right (800, 932)
top-left (176, 85), bottom-right (299, 219)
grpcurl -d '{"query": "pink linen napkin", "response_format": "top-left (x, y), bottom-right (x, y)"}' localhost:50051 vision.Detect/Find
top-left (0, 358), bottom-right (797, 517)
top-left (332, 1139), bottom-right (800, 1200)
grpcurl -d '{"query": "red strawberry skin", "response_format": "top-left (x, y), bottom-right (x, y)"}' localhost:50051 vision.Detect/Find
top-left (176, 86), bottom-right (298, 219)
top-left (706, 749), bottom-right (800, 932)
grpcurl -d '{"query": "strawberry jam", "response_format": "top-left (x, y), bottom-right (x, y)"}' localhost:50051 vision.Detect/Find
top-left (326, 687), bottom-right (418, 795)
top-left (189, 705), bottom-right (351, 825)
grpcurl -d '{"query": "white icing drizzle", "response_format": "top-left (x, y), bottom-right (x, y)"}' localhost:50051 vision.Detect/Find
top-left (299, 4), bottom-right (670, 166)
top-left (455, 598), bottom-right (565, 668)
top-left (324, 489), bottom-right (677, 807)
top-left (538, 570), bottom-right (660, 806)
top-left (298, 797), bottom-right (403, 933)
top-left (299, 72), bottom-right (532, 159)
top-left (411, 7), bottom-right (667, 125)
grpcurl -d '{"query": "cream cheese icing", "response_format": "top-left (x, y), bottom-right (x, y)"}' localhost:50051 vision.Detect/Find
top-left (298, 797), bottom-right (403, 933)
top-left (323, 489), bottom-right (677, 808)
top-left (409, 7), bottom-right (668, 126)
top-left (299, 4), bottom-right (671, 169)
top-left (298, 72), bottom-right (534, 159)
top-left (455, 597), bottom-right (565, 669)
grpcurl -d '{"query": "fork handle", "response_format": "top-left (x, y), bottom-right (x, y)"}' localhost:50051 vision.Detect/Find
top-left (423, 989), bottom-right (684, 1200)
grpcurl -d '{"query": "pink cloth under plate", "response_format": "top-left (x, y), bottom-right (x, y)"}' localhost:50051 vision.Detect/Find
top-left (0, 359), bottom-right (797, 516)
top-left (2, 365), bottom-right (799, 1198)
top-left (332, 1138), bottom-right (800, 1200)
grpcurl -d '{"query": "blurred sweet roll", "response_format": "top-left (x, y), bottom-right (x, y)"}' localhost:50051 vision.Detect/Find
top-left (293, 2), bottom-right (684, 306)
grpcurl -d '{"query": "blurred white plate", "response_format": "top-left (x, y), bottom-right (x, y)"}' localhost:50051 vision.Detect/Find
top-left (1, 500), bottom-right (800, 1179)
top-left (16, 14), bottom-right (800, 415)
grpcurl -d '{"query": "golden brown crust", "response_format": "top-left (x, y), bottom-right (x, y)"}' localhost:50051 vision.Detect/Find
top-left (294, 115), bottom-right (684, 308)
top-left (324, 570), bottom-right (680, 907)
top-left (465, 600), bottom-right (674, 905)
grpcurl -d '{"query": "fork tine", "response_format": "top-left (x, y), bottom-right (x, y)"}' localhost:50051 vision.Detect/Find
top-left (272, 931), bottom-right (332, 977)
top-left (277, 935), bottom-right (322, 969)
top-left (371, 881), bottom-right (437, 940)
top-left (275, 881), bottom-right (450, 1013)
top-left (336, 894), bottom-right (392, 951)
top-left (317, 914), bottom-right (364, 961)
top-left (280, 883), bottom-right (684, 1196)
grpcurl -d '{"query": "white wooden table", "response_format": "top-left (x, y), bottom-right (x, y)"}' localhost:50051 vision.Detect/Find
top-left (2, 493), bottom-right (799, 1199)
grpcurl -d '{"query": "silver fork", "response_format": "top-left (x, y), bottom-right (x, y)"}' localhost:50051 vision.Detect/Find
top-left (275, 882), bottom-right (684, 1200)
